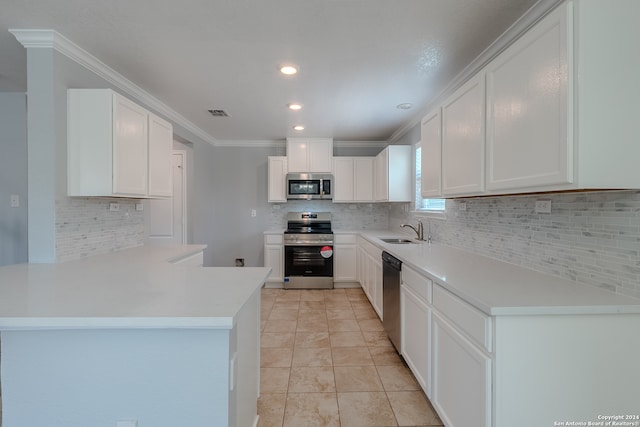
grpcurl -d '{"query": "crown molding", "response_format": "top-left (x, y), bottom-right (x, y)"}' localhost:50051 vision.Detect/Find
top-left (9, 29), bottom-right (218, 147)
top-left (214, 140), bottom-right (285, 148)
top-left (212, 139), bottom-right (387, 149)
top-left (388, 0), bottom-right (564, 143)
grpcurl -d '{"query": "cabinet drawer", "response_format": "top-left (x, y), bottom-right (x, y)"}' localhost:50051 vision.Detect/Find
top-left (358, 238), bottom-right (381, 259)
top-left (264, 234), bottom-right (283, 245)
top-left (401, 265), bottom-right (432, 304)
top-left (335, 234), bottom-right (357, 245)
top-left (433, 285), bottom-right (492, 352)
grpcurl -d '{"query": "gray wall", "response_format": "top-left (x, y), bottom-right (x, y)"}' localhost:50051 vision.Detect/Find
top-left (0, 92), bottom-right (28, 266)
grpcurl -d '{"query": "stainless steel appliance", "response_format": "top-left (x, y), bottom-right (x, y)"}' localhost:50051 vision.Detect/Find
top-left (382, 251), bottom-right (402, 352)
top-left (284, 212), bottom-right (334, 289)
top-left (286, 173), bottom-right (332, 200)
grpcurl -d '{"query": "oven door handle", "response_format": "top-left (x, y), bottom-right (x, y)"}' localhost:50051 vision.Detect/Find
top-left (284, 242), bottom-right (334, 247)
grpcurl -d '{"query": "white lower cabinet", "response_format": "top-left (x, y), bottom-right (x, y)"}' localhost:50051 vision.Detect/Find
top-left (432, 311), bottom-right (491, 427)
top-left (334, 234), bottom-right (358, 283)
top-left (264, 234), bottom-right (283, 284)
top-left (356, 237), bottom-right (383, 319)
top-left (400, 284), bottom-right (431, 396)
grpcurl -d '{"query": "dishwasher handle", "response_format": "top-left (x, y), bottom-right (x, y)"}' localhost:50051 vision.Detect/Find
top-left (381, 251), bottom-right (402, 270)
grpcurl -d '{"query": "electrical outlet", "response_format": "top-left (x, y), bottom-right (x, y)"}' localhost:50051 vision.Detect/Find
top-left (235, 258), bottom-right (245, 267)
top-left (109, 202), bottom-right (120, 212)
top-left (135, 203), bottom-right (144, 211)
top-left (251, 209), bottom-right (257, 217)
top-left (459, 202), bottom-right (467, 211)
top-left (535, 200), bottom-right (552, 213)
top-left (10, 194), bottom-right (19, 208)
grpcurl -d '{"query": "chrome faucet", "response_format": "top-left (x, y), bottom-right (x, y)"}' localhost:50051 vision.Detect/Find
top-left (401, 219), bottom-right (425, 241)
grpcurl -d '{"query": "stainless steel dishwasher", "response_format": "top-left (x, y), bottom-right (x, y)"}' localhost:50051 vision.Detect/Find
top-left (382, 251), bottom-right (402, 353)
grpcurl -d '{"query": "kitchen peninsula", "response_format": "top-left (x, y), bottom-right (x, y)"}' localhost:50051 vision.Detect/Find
top-left (0, 245), bottom-right (270, 427)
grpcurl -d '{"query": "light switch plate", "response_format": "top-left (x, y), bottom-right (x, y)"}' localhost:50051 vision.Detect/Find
top-left (10, 194), bottom-right (19, 208)
top-left (109, 202), bottom-right (120, 212)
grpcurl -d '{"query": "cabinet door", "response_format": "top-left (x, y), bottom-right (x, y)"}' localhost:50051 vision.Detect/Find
top-left (308, 139), bottom-right (333, 172)
top-left (112, 93), bottom-right (149, 196)
top-left (401, 285), bottom-right (431, 396)
top-left (264, 245), bottom-right (283, 282)
top-left (333, 158), bottom-right (355, 202)
top-left (148, 114), bottom-right (173, 197)
top-left (354, 157), bottom-right (374, 202)
top-left (268, 157), bottom-right (288, 202)
top-left (286, 141), bottom-right (308, 173)
top-left (442, 74), bottom-right (485, 196)
top-left (334, 245), bottom-right (357, 282)
top-left (485, 4), bottom-right (571, 191)
top-left (432, 312), bottom-right (491, 427)
top-left (374, 148), bottom-right (389, 201)
top-left (372, 258), bottom-right (383, 319)
top-left (421, 110), bottom-right (442, 198)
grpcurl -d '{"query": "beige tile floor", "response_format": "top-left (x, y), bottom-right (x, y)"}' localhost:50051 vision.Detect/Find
top-left (259, 287), bottom-right (444, 427)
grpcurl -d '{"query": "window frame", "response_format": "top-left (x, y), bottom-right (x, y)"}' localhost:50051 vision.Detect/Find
top-left (413, 142), bottom-right (446, 219)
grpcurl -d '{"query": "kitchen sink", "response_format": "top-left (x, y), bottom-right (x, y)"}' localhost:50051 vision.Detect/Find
top-left (379, 238), bottom-right (417, 244)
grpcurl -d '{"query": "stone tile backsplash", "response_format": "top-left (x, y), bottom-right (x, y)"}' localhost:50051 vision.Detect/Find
top-left (391, 190), bottom-right (640, 299)
top-left (56, 197), bottom-right (145, 262)
top-left (267, 200), bottom-right (389, 231)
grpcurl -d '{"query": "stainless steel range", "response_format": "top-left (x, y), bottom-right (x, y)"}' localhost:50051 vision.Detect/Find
top-left (283, 212), bottom-right (334, 289)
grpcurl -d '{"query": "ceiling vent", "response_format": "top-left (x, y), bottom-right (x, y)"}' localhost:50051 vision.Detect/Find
top-left (208, 109), bottom-right (231, 117)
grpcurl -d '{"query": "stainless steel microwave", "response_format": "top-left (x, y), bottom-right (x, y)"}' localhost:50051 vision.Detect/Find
top-left (286, 173), bottom-right (332, 200)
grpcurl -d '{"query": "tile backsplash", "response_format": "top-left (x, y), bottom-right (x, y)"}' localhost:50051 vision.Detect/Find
top-left (391, 190), bottom-right (640, 299)
top-left (56, 197), bottom-right (145, 262)
top-left (267, 200), bottom-right (389, 231)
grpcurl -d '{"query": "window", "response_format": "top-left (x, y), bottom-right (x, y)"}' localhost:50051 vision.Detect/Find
top-left (415, 143), bottom-right (445, 211)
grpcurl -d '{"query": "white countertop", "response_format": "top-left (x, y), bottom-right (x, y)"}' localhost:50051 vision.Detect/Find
top-left (0, 245), bottom-right (271, 330)
top-left (356, 230), bottom-right (640, 316)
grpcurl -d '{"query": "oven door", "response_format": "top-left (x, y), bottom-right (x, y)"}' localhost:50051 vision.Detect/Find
top-left (284, 245), bottom-right (334, 289)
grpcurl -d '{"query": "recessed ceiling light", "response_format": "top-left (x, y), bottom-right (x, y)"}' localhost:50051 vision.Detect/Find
top-left (280, 64), bottom-right (298, 75)
top-left (287, 103), bottom-right (303, 111)
top-left (293, 125), bottom-right (305, 131)
top-left (396, 103), bottom-right (413, 110)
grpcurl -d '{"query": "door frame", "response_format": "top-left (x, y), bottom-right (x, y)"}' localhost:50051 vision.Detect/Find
top-left (174, 149), bottom-right (187, 244)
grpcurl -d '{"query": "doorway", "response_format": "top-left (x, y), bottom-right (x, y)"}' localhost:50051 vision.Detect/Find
top-left (148, 150), bottom-right (187, 244)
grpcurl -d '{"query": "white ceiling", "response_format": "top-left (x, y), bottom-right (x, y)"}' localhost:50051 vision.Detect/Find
top-left (0, 0), bottom-right (545, 143)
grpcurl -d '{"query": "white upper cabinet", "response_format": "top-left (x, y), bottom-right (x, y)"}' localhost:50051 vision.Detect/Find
top-left (420, 109), bottom-right (442, 198)
top-left (485, 3), bottom-right (571, 191)
top-left (111, 94), bottom-right (149, 196)
top-left (268, 156), bottom-right (288, 203)
top-left (429, 0), bottom-right (640, 197)
top-left (286, 138), bottom-right (333, 173)
top-left (148, 113), bottom-right (173, 197)
top-left (572, 0), bottom-right (640, 189)
top-left (442, 73), bottom-right (485, 196)
top-left (375, 145), bottom-right (412, 202)
top-left (354, 157), bottom-right (375, 201)
top-left (68, 89), bottom-right (173, 198)
top-left (333, 157), bottom-right (374, 202)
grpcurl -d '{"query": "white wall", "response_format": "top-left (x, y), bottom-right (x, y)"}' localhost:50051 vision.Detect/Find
top-left (0, 92), bottom-right (28, 266)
